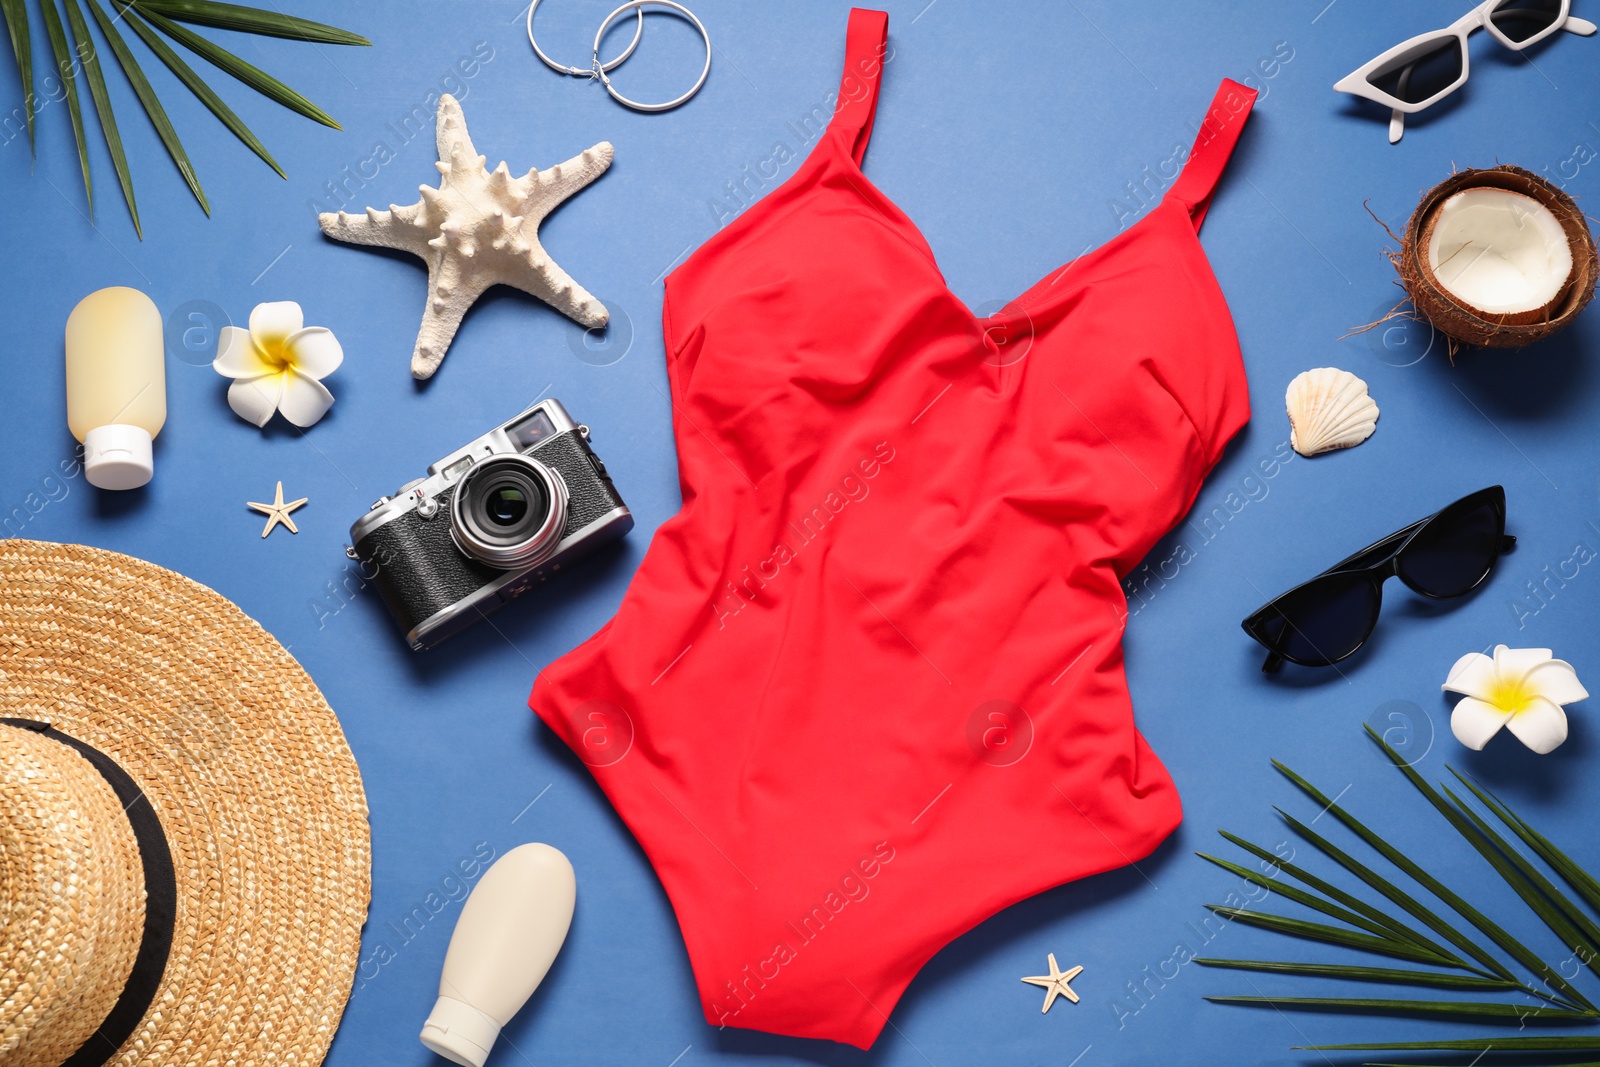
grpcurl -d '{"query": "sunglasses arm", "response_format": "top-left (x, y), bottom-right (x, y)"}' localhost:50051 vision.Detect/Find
top-left (1568, 15), bottom-right (1598, 34)
top-left (1387, 60), bottom-right (1425, 143)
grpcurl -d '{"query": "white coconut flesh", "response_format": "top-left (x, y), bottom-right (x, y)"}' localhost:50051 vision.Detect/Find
top-left (1426, 188), bottom-right (1574, 315)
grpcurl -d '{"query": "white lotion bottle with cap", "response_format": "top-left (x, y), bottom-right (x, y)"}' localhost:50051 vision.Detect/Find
top-left (65, 287), bottom-right (166, 490)
top-left (421, 843), bottom-right (576, 1067)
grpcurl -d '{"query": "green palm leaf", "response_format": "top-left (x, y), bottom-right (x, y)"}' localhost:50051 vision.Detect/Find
top-left (1443, 783), bottom-right (1600, 976)
top-left (1276, 806), bottom-right (1513, 984)
top-left (85, 0), bottom-right (206, 213)
top-left (1280, 753), bottom-right (1593, 1009)
top-left (62, 0), bottom-right (139, 235)
top-left (5, 0), bottom-right (361, 230)
top-left (1219, 830), bottom-right (1459, 958)
top-left (135, 5), bottom-right (338, 127)
top-left (116, 5), bottom-right (282, 177)
top-left (1455, 768), bottom-right (1600, 915)
top-left (1206, 996), bottom-right (1593, 1021)
top-left (1194, 958), bottom-right (1518, 990)
top-left (1204, 730), bottom-right (1600, 1055)
top-left (0, 0), bottom-right (33, 152)
top-left (1198, 851), bottom-right (1453, 955)
top-left (1205, 906), bottom-right (1461, 966)
top-left (132, 0), bottom-right (369, 45)
top-left (38, 0), bottom-right (90, 207)
top-left (1301, 1036), bottom-right (1600, 1051)
top-left (1364, 728), bottom-right (1600, 1007)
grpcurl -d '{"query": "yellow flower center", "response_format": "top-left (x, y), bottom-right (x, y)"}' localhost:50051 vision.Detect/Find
top-left (1486, 677), bottom-right (1534, 714)
top-left (257, 338), bottom-right (294, 372)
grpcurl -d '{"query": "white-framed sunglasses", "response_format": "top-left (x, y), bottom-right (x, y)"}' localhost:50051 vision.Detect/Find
top-left (1335, 0), bottom-right (1596, 143)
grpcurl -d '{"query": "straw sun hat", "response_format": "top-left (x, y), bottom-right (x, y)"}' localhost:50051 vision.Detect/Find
top-left (0, 540), bottom-right (370, 1067)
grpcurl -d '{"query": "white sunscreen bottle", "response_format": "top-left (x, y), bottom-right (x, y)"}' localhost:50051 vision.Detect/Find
top-left (65, 287), bottom-right (166, 490)
top-left (420, 843), bottom-right (576, 1067)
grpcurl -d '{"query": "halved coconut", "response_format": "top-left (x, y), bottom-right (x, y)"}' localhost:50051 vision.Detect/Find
top-left (1427, 188), bottom-right (1573, 322)
top-left (1399, 166), bottom-right (1597, 349)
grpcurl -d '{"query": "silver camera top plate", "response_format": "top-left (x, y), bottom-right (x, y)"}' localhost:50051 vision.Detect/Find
top-left (349, 398), bottom-right (579, 544)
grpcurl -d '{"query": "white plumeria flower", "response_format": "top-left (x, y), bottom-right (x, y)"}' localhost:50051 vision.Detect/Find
top-left (1442, 644), bottom-right (1588, 754)
top-left (213, 301), bottom-right (343, 428)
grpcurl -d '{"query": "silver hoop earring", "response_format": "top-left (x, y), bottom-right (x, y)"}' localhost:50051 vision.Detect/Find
top-left (526, 0), bottom-right (644, 77)
top-left (591, 1), bottom-right (712, 113)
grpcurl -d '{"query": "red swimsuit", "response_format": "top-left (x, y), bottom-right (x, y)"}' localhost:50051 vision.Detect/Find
top-left (532, 8), bottom-right (1255, 1048)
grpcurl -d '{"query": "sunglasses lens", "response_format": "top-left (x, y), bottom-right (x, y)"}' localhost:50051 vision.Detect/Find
top-left (1490, 0), bottom-right (1565, 43)
top-left (1397, 497), bottom-right (1504, 597)
top-left (1253, 572), bottom-right (1380, 666)
top-left (1368, 38), bottom-right (1465, 104)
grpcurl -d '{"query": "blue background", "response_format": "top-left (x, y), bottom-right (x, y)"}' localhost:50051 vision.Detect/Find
top-left (5, 1), bottom-right (1600, 1064)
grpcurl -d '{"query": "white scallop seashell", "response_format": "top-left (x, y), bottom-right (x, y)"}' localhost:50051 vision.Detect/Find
top-left (1285, 368), bottom-right (1380, 457)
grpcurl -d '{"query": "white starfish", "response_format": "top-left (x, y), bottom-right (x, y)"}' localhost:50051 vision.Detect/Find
top-left (318, 94), bottom-right (612, 379)
top-left (248, 481), bottom-right (307, 538)
top-left (1021, 953), bottom-right (1083, 1013)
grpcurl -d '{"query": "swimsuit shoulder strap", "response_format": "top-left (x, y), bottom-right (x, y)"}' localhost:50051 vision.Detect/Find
top-left (832, 8), bottom-right (890, 166)
top-left (1166, 79), bottom-right (1258, 232)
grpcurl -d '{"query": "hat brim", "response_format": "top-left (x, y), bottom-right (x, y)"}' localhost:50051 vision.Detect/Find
top-left (0, 540), bottom-right (370, 1067)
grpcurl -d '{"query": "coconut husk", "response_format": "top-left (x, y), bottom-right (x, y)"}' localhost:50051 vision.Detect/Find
top-left (1394, 166), bottom-right (1597, 349)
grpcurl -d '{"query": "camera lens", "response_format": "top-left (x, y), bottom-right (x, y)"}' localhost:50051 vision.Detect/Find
top-left (475, 473), bottom-right (543, 536)
top-left (487, 486), bottom-right (529, 526)
top-left (450, 456), bottom-right (569, 569)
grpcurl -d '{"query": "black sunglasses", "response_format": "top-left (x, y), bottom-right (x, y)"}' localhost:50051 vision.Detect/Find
top-left (1242, 486), bottom-right (1515, 672)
